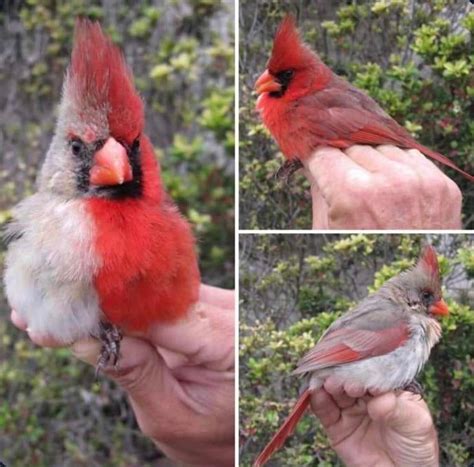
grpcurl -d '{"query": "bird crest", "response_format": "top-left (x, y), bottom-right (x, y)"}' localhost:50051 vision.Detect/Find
top-left (268, 15), bottom-right (316, 74)
top-left (416, 245), bottom-right (441, 286)
top-left (65, 18), bottom-right (144, 144)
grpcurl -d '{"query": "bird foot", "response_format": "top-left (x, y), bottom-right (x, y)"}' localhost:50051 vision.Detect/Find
top-left (95, 322), bottom-right (122, 377)
top-left (275, 159), bottom-right (304, 184)
top-left (403, 380), bottom-right (424, 397)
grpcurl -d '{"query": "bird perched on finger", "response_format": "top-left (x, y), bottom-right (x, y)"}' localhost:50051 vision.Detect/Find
top-left (4, 18), bottom-right (200, 371)
top-left (254, 245), bottom-right (449, 467)
top-left (255, 15), bottom-right (474, 182)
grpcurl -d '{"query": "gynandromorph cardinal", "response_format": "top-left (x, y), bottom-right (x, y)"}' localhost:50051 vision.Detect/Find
top-left (4, 19), bottom-right (200, 368)
top-left (254, 245), bottom-right (449, 467)
top-left (255, 15), bottom-right (474, 182)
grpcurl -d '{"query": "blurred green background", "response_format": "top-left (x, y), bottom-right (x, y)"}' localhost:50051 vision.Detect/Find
top-left (239, 0), bottom-right (474, 229)
top-left (240, 234), bottom-right (474, 466)
top-left (0, 0), bottom-right (234, 465)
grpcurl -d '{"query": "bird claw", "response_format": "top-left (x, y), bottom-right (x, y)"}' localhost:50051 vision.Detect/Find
top-left (403, 380), bottom-right (424, 397)
top-left (275, 159), bottom-right (303, 184)
top-left (95, 322), bottom-right (122, 377)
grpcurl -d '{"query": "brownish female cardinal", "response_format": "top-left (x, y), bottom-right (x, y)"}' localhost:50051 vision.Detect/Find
top-left (254, 245), bottom-right (449, 466)
top-left (4, 19), bottom-right (200, 369)
top-left (255, 16), bottom-right (474, 182)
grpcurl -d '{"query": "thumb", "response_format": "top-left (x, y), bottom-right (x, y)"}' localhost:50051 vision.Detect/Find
top-left (72, 337), bottom-right (191, 444)
top-left (147, 301), bottom-right (234, 371)
top-left (309, 182), bottom-right (329, 229)
top-left (72, 337), bottom-right (168, 401)
top-left (366, 391), bottom-right (398, 422)
top-left (367, 391), bottom-right (435, 434)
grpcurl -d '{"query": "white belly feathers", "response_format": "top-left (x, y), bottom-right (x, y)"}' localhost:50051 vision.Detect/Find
top-left (4, 194), bottom-right (102, 343)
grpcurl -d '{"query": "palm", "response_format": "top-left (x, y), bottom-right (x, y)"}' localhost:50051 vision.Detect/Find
top-left (311, 387), bottom-right (439, 467)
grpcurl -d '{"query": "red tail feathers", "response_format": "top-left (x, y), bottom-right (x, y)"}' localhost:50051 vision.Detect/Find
top-left (253, 389), bottom-right (312, 467)
top-left (410, 141), bottom-right (474, 182)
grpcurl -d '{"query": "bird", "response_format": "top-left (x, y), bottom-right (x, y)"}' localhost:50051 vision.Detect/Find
top-left (254, 245), bottom-right (449, 466)
top-left (4, 18), bottom-right (201, 371)
top-left (255, 15), bottom-right (474, 182)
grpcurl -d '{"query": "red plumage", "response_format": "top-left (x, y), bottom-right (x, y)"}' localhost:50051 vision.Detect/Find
top-left (89, 138), bottom-right (200, 332)
top-left (73, 19), bottom-right (200, 332)
top-left (253, 390), bottom-right (312, 467)
top-left (70, 18), bottom-right (144, 145)
top-left (416, 245), bottom-right (441, 293)
top-left (419, 245), bottom-right (439, 277)
top-left (256, 15), bottom-right (474, 182)
top-left (4, 18), bottom-right (200, 361)
top-left (252, 247), bottom-right (447, 466)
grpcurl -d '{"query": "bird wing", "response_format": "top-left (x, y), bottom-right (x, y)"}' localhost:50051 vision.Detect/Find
top-left (293, 90), bottom-right (409, 144)
top-left (291, 88), bottom-right (474, 180)
top-left (293, 298), bottom-right (410, 374)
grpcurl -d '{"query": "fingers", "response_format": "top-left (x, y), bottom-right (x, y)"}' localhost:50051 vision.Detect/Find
top-left (72, 337), bottom-right (196, 440)
top-left (11, 309), bottom-right (64, 348)
top-left (199, 284), bottom-right (234, 310)
top-left (11, 309), bottom-right (27, 330)
top-left (310, 389), bottom-right (340, 427)
top-left (303, 146), bottom-right (370, 205)
top-left (366, 391), bottom-right (398, 422)
top-left (308, 182), bottom-right (329, 229)
top-left (345, 144), bottom-right (401, 173)
top-left (302, 143), bottom-right (462, 229)
top-left (367, 391), bottom-right (434, 432)
top-left (323, 376), bottom-right (357, 408)
top-left (147, 301), bottom-right (234, 372)
top-left (27, 333), bottom-right (65, 348)
top-left (72, 337), bottom-right (169, 398)
top-left (71, 338), bottom-right (102, 366)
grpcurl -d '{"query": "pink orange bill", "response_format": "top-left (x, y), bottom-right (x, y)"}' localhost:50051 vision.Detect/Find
top-left (89, 137), bottom-right (133, 186)
top-left (255, 69), bottom-right (282, 95)
top-left (429, 299), bottom-right (449, 316)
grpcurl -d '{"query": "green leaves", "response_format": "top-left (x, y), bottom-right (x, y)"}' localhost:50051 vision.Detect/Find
top-left (240, 0), bottom-right (474, 229)
top-left (240, 234), bottom-right (474, 466)
top-left (128, 7), bottom-right (161, 38)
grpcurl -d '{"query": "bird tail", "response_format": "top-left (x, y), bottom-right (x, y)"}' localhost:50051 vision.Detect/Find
top-left (253, 389), bottom-right (312, 467)
top-left (410, 141), bottom-right (474, 182)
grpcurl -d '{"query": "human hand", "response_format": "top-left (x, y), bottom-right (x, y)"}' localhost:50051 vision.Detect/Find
top-left (310, 377), bottom-right (439, 467)
top-left (303, 144), bottom-right (462, 229)
top-left (11, 284), bottom-right (235, 467)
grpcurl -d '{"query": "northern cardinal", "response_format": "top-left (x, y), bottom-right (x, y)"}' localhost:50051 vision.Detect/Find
top-left (4, 19), bottom-right (200, 369)
top-left (254, 245), bottom-right (449, 466)
top-left (255, 16), bottom-right (474, 182)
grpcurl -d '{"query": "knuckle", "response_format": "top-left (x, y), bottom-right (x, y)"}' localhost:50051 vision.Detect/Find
top-left (447, 179), bottom-right (462, 205)
top-left (416, 409), bottom-right (435, 433)
top-left (332, 190), bottom-right (362, 216)
top-left (399, 172), bottom-right (421, 191)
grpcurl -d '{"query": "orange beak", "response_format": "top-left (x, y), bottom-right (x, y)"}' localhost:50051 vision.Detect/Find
top-left (429, 299), bottom-right (449, 317)
top-left (255, 69), bottom-right (282, 95)
top-left (89, 137), bottom-right (133, 186)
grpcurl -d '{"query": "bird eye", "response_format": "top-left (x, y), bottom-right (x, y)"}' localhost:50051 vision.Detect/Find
top-left (276, 69), bottom-right (294, 83)
top-left (70, 139), bottom-right (85, 156)
top-left (421, 290), bottom-right (434, 304)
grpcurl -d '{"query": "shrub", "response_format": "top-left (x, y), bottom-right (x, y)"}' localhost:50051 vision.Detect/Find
top-left (239, 0), bottom-right (474, 229)
top-left (240, 234), bottom-right (474, 466)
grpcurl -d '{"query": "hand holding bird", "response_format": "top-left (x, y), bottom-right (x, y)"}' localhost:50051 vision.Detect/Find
top-left (11, 285), bottom-right (235, 466)
top-left (254, 245), bottom-right (448, 466)
top-left (255, 15), bottom-right (473, 191)
top-left (304, 145), bottom-right (462, 229)
top-left (4, 18), bottom-right (200, 370)
top-left (310, 384), bottom-right (439, 467)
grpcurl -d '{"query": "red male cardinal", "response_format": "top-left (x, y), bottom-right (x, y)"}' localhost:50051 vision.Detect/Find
top-left (4, 19), bottom-right (200, 369)
top-left (254, 245), bottom-right (449, 466)
top-left (255, 16), bottom-right (474, 182)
